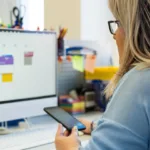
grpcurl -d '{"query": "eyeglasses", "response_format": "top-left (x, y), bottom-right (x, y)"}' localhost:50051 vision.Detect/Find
top-left (108, 20), bottom-right (120, 35)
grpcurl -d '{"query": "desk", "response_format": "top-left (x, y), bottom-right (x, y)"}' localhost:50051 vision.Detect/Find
top-left (28, 135), bottom-right (91, 150)
top-left (27, 111), bottom-right (102, 150)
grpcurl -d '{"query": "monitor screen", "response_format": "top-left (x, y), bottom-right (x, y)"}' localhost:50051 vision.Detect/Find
top-left (0, 30), bottom-right (56, 104)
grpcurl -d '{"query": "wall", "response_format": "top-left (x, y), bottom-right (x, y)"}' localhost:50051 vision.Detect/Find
top-left (81, 0), bottom-right (119, 66)
top-left (18, 0), bottom-right (44, 30)
top-left (0, 0), bottom-right (17, 25)
top-left (44, 0), bottom-right (81, 40)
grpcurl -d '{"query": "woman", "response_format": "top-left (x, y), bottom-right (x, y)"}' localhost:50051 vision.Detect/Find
top-left (55, 0), bottom-right (150, 149)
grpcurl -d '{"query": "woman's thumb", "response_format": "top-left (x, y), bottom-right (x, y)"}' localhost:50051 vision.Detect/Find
top-left (72, 126), bottom-right (78, 136)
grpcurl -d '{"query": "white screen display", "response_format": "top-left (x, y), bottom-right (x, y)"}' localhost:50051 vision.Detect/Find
top-left (0, 31), bottom-right (56, 102)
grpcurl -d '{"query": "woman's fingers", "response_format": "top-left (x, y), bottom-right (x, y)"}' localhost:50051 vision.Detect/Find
top-left (71, 126), bottom-right (78, 137)
top-left (56, 124), bottom-right (63, 136)
top-left (64, 130), bottom-right (70, 136)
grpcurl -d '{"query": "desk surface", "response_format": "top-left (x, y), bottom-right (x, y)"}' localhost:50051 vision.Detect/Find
top-left (27, 135), bottom-right (91, 150)
top-left (27, 111), bottom-right (102, 150)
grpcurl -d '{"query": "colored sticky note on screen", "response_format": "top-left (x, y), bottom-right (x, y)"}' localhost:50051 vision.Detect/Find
top-left (24, 52), bottom-right (33, 65)
top-left (24, 57), bottom-right (32, 65)
top-left (72, 56), bottom-right (84, 72)
top-left (24, 52), bottom-right (34, 57)
top-left (85, 55), bottom-right (96, 73)
top-left (0, 55), bottom-right (14, 65)
top-left (2, 73), bottom-right (13, 82)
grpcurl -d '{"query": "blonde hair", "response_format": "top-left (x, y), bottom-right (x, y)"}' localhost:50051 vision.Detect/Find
top-left (105, 0), bottom-right (150, 99)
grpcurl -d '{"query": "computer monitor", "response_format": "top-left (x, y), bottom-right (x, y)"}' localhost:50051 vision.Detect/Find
top-left (0, 29), bottom-right (57, 122)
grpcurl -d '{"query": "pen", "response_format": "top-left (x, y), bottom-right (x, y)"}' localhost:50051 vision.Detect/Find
top-left (61, 28), bottom-right (68, 38)
top-left (58, 28), bottom-right (68, 39)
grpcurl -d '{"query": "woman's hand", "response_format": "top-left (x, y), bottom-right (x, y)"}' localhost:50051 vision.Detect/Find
top-left (78, 119), bottom-right (92, 134)
top-left (55, 124), bottom-right (80, 150)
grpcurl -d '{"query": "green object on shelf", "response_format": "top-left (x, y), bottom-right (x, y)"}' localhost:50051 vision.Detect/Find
top-left (7, 24), bottom-right (12, 28)
top-left (72, 56), bottom-right (84, 72)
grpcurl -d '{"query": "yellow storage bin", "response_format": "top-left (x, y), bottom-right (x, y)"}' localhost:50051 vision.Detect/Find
top-left (85, 67), bottom-right (119, 80)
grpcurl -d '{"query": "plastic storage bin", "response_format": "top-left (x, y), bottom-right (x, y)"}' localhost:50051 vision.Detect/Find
top-left (85, 67), bottom-right (118, 80)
